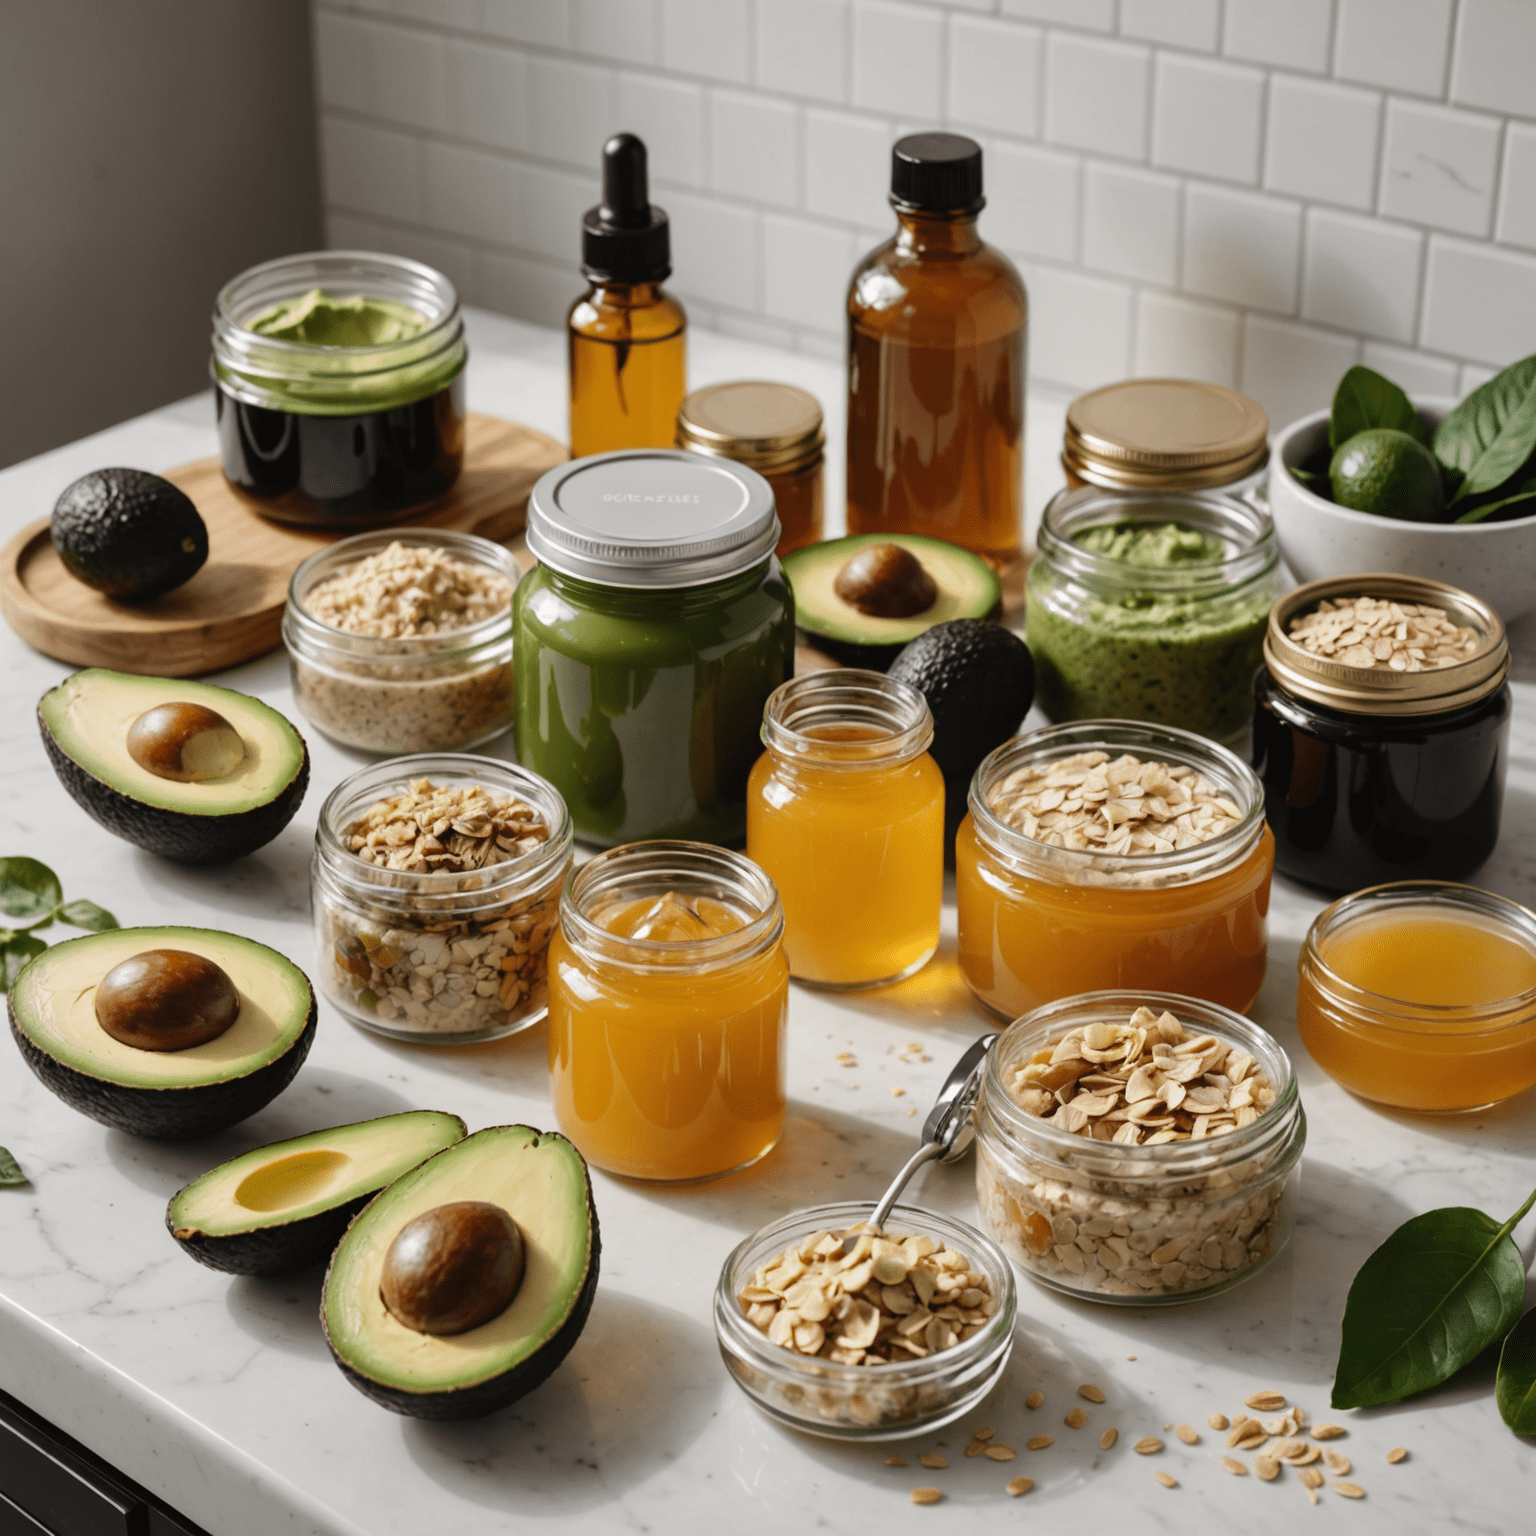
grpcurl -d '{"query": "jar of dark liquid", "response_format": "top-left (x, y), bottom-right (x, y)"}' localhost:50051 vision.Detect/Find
top-left (1252, 575), bottom-right (1510, 893)
top-left (212, 251), bottom-right (466, 528)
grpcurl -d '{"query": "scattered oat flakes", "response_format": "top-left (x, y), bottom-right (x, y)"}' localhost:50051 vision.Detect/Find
top-left (1245, 1391), bottom-right (1287, 1412)
top-left (1005, 1477), bottom-right (1034, 1497)
top-left (1221, 1457), bottom-right (1249, 1477)
top-left (1305, 1486), bottom-right (1319, 1506)
top-left (1078, 1383), bottom-right (1107, 1403)
top-left (1100, 1427), bottom-right (1119, 1450)
top-left (885, 1456), bottom-right (907, 1467)
top-left (890, 1086), bottom-right (906, 1097)
top-left (1333, 1482), bottom-right (1365, 1500)
top-left (1386, 1447), bottom-right (1407, 1464)
top-left (918, 1453), bottom-right (947, 1469)
top-left (1311, 1423), bottom-right (1346, 1440)
top-left (1255, 1454), bottom-right (1280, 1482)
top-left (984, 1445), bottom-right (1016, 1462)
top-left (1172, 1424), bottom-right (1197, 1445)
top-left (964, 1443), bottom-right (986, 1459)
top-left (1126, 1354), bottom-right (1137, 1360)
top-left (910, 1487), bottom-right (943, 1505)
top-left (1154, 1471), bottom-right (1178, 1489)
top-left (1279, 1441), bottom-right (1320, 1466)
top-left (1027, 1435), bottom-right (1054, 1451)
top-left (971, 1426), bottom-right (995, 1442)
top-left (1026, 1391), bottom-right (1045, 1409)
top-left (1064, 1408), bottom-right (1088, 1429)
top-left (1325, 1451), bottom-right (1351, 1476)
top-left (1133, 1437), bottom-right (1164, 1455)
top-left (1208, 1412), bottom-right (1229, 1431)
top-left (1288, 596), bottom-right (1481, 674)
top-left (1299, 1467), bottom-right (1324, 1489)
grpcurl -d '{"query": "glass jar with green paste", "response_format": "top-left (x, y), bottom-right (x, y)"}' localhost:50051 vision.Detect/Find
top-left (515, 450), bottom-right (794, 846)
top-left (212, 250), bottom-right (466, 527)
top-left (1027, 487), bottom-right (1282, 744)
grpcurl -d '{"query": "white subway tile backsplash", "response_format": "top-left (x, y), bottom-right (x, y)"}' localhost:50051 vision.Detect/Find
top-left (367, 21), bottom-right (450, 133)
top-left (715, 312), bottom-right (802, 350)
top-left (477, 249), bottom-right (575, 328)
top-left (1496, 124), bottom-right (1536, 252)
top-left (1334, 0), bottom-right (1453, 97)
top-left (1152, 54), bottom-right (1264, 186)
top-left (764, 214), bottom-right (859, 331)
top-left (1224, 0), bottom-right (1333, 74)
top-left (574, 0), bottom-right (657, 64)
top-left (1451, 0), bottom-right (1536, 117)
top-left (1360, 342), bottom-right (1461, 398)
top-left (985, 140), bottom-right (1079, 263)
top-left (1422, 236), bottom-right (1536, 365)
top-left (1019, 262), bottom-right (1133, 390)
top-left (662, 0), bottom-right (750, 85)
top-left (1134, 290), bottom-right (1240, 387)
top-left (852, 2), bottom-right (943, 119)
top-left (1302, 208), bottom-right (1422, 343)
top-left (313, 12), bottom-right (373, 115)
top-left (377, 224), bottom-right (481, 305)
top-left (1265, 76), bottom-right (1379, 210)
top-left (393, 0), bottom-right (477, 28)
top-left (446, 40), bottom-right (528, 153)
top-left (422, 140), bottom-right (522, 246)
top-left (754, 0), bottom-right (848, 103)
top-left (1118, 0), bottom-right (1219, 52)
top-left (947, 16), bottom-right (1042, 141)
top-left (322, 115), bottom-right (421, 222)
top-left (1045, 34), bottom-right (1150, 161)
top-left (528, 55), bottom-right (616, 169)
top-left (1240, 315), bottom-right (1361, 428)
top-left (1083, 163), bottom-right (1180, 286)
top-left (709, 91), bottom-right (798, 209)
top-left (805, 110), bottom-right (894, 229)
top-left (325, 211), bottom-right (380, 251)
top-left (666, 191), bottom-right (759, 308)
top-left (517, 163), bottom-right (598, 263)
top-left (1183, 184), bottom-right (1301, 313)
top-left (477, 0), bottom-right (569, 48)
top-left (1379, 100), bottom-right (1501, 238)
top-left (1460, 362), bottom-right (1499, 393)
top-left (1004, 0), bottom-right (1113, 31)
top-left (617, 73), bottom-right (705, 187)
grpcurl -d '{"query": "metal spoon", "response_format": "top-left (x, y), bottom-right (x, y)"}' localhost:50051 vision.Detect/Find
top-left (842, 1032), bottom-right (998, 1255)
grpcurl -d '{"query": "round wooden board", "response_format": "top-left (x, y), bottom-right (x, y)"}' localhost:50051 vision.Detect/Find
top-left (0, 412), bottom-right (566, 678)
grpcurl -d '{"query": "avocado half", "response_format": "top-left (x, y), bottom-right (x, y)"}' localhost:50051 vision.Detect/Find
top-left (167, 1110), bottom-right (467, 1277)
top-left (783, 532), bottom-right (1001, 670)
top-left (39, 669), bottom-right (309, 864)
top-left (322, 1125), bottom-right (600, 1420)
top-left (9, 926), bottom-right (317, 1139)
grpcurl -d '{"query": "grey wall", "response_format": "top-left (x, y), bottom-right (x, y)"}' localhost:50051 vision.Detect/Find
top-left (0, 0), bottom-right (323, 468)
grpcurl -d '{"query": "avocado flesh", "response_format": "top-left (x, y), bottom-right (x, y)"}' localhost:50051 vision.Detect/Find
top-left (784, 533), bottom-right (1001, 669)
top-left (9, 926), bottom-right (316, 1139)
top-left (323, 1125), bottom-right (599, 1420)
top-left (39, 669), bottom-right (308, 863)
top-left (167, 1110), bottom-right (467, 1276)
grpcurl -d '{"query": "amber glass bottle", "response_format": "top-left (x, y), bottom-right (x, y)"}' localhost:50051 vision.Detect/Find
top-left (568, 133), bottom-right (687, 459)
top-left (846, 134), bottom-right (1027, 591)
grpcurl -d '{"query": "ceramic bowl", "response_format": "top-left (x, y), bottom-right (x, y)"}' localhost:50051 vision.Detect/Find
top-left (1268, 398), bottom-right (1536, 622)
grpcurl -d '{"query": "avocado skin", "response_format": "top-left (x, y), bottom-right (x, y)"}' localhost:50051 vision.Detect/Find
top-left (8, 995), bottom-right (317, 1140)
top-left (51, 468), bottom-right (208, 601)
top-left (170, 1194), bottom-right (375, 1278)
top-left (39, 712), bottom-right (309, 864)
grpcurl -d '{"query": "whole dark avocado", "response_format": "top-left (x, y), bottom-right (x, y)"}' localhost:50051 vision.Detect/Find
top-left (888, 619), bottom-right (1035, 849)
top-left (52, 468), bottom-right (208, 601)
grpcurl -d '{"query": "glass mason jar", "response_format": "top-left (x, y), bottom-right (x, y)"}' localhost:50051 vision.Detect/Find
top-left (514, 450), bottom-right (794, 847)
top-left (284, 529), bottom-right (517, 755)
top-left (956, 721), bottom-right (1274, 1020)
top-left (975, 991), bottom-right (1305, 1305)
top-left (1298, 881), bottom-right (1536, 1113)
top-left (747, 669), bottom-right (943, 989)
top-left (212, 250), bottom-right (467, 527)
top-left (313, 756), bottom-right (572, 1043)
top-left (548, 841), bottom-right (789, 1183)
top-left (1027, 486), bottom-right (1283, 745)
top-left (1253, 575), bottom-right (1511, 893)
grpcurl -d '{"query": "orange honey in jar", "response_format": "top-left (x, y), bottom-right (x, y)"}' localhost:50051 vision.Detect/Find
top-left (1297, 882), bottom-right (1536, 1112)
top-left (548, 841), bottom-right (788, 1181)
top-left (956, 723), bottom-right (1273, 1019)
top-left (747, 670), bottom-right (943, 989)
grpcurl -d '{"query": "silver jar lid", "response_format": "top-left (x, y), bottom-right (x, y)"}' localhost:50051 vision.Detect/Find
top-left (526, 449), bottom-right (780, 588)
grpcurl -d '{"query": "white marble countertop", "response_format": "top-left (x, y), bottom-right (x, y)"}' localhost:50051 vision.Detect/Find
top-left (1, 309), bottom-right (1534, 1535)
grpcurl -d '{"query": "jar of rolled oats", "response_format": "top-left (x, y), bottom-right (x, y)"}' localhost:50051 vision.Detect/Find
top-left (312, 755), bottom-right (571, 1043)
top-left (975, 991), bottom-right (1304, 1305)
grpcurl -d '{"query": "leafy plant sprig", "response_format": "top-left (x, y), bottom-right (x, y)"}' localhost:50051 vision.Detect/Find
top-left (0, 855), bottom-right (118, 992)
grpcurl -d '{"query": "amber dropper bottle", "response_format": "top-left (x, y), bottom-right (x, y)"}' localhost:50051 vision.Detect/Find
top-left (567, 133), bottom-right (687, 459)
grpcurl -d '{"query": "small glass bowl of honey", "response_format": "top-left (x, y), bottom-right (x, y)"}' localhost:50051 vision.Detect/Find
top-left (1297, 881), bottom-right (1536, 1113)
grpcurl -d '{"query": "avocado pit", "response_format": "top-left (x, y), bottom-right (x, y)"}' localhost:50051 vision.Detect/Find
top-left (833, 542), bottom-right (938, 619)
top-left (94, 948), bottom-right (241, 1051)
top-left (127, 703), bottom-right (246, 783)
top-left (381, 1200), bottom-right (526, 1336)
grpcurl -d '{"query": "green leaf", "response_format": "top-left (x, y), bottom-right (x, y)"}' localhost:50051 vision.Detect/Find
top-left (1331, 1188), bottom-right (1536, 1409)
top-left (1434, 355), bottom-right (1536, 505)
top-left (0, 934), bottom-right (46, 994)
top-left (1453, 479), bottom-right (1536, 525)
top-left (0, 1148), bottom-right (24, 1187)
top-left (58, 899), bottom-right (118, 932)
top-left (1497, 1307), bottom-right (1536, 1435)
top-left (0, 858), bottom-right (62, 924)
top-left (1331, 366), bottom-right (1430, 452)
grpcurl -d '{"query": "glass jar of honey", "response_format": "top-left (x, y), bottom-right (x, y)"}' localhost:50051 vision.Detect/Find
top-left (547, 841), bottom-right (789, 1182)
top-left (677, 381), bottom-right (824, 556)
top-left (956, 722), bottom-right (1274, 1020)
top-left (747, 669), bottom-right (944, 989)
top-left (1298, 881), bottom-right (1536, 1113)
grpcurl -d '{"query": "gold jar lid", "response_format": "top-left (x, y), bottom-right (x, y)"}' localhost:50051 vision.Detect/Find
top-left (1062, 379), bottom-right (1269, 491)
top-left (676, 381), bottom-right (824, 475)
top-left (1264, 574), bottom-right (1509, 717)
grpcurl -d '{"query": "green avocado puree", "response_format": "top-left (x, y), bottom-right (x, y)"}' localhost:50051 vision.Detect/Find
top-left (1027, 520), bottom-right (1273, 742)
top-left (249, 289), bottom-right (430, 347)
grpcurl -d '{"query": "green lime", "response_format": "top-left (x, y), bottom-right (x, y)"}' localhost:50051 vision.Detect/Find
top-left (1328, 428), bottom-right (1444, 522)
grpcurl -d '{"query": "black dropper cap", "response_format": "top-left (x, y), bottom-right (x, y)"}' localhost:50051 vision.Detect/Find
top-left (890, 132), bottom-right (985, 215)
top-left (581, 133), bottom-right (671, 284)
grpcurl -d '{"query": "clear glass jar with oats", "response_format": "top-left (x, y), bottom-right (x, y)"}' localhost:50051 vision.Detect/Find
top-left (283, 529), bottom-right (518, 755)
top-left (313, 755), bottom-right (571, 1043)
top-left (975, 992), bottom-right (1305, 1305)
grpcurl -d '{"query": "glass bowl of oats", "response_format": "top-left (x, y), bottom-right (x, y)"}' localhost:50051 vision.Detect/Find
top-left (714, 1202), bottom-right (1015, 1440)
top-left (283, 529), bottom-right (519, 755)
top-left (975, 992), bottom-right (1304, 1305)
top-left (312, 755), bottom-right (571, 1043)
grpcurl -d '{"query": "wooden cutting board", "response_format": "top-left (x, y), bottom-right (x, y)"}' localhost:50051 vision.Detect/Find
top-left (0, 412), bottom-right (566, 678)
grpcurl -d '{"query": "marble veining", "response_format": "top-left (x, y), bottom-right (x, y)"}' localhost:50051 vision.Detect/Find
top-left (0, 310), bottom-right (1532, 1534)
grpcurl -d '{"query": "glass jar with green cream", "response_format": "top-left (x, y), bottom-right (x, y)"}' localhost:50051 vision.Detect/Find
top-left (212, 250), bottom-right (467, 527)
top-left (514, 450), bottom-right (794, 846)
top-left (1026, 487), bottom-right (1283, 744)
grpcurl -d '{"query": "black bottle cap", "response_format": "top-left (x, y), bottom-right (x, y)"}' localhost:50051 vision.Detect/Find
top-left (890, 132), bottom-right (985, 215)
top-left (581, 133), bottom-right (671, 284)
